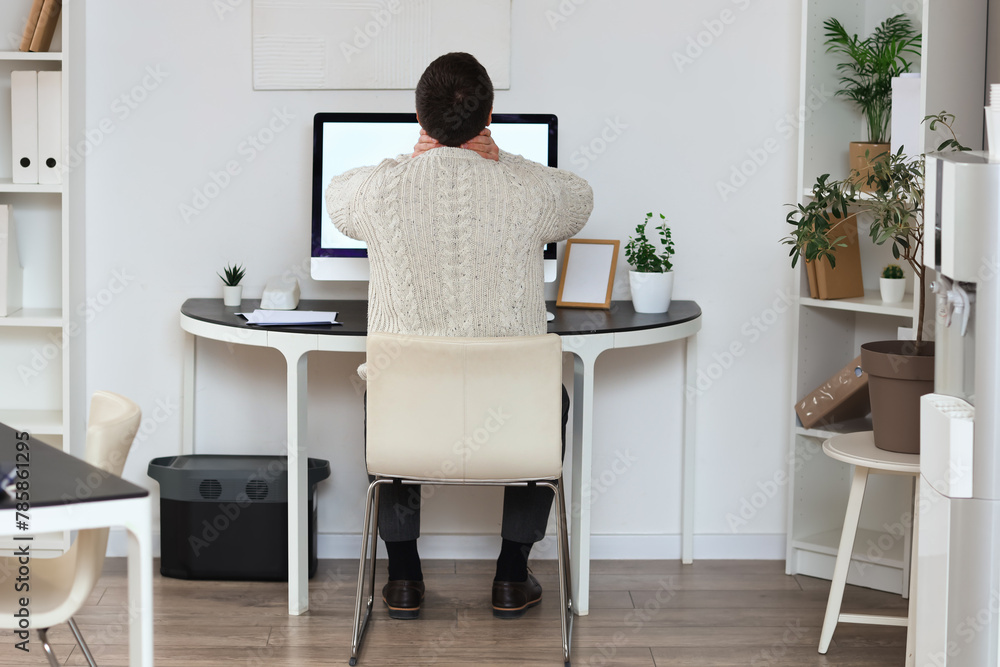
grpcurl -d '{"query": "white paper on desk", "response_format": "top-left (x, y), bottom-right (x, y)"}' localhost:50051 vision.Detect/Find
top-left (239, 309), bottom-right (340, 326)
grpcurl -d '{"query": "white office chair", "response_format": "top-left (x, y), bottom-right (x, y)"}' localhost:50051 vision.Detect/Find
top-left (350, 332), bottom-right (573, 666)
top-left (0, 391), bottom-right (141, 667)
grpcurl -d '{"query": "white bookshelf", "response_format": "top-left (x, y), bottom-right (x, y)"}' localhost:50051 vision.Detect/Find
top-left (0, 2), bottom-right (85, 557)
top-left (785, 0), bottom-right (986, 594)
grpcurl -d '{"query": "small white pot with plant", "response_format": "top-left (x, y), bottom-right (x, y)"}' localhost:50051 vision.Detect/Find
top-left (879, 263), bottom-right (906, 303)
top-left (625, 212), bottom-right (675, 314)
top-left (219, 263), bottom-right (245, 307)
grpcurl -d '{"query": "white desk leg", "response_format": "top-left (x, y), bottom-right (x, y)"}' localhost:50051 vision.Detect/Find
top-left (570, 344), bottom-right (600, 617)
top-left (905, 477), bottom-right (918, 667)
top-left (283, 347), bottom-right (311, 615)
top-left (126, 496), bottom-right (154, 667)
top-left (682, 334), bottom-right (697, 564)
top-left (181, 332), bottom-right (195, 455)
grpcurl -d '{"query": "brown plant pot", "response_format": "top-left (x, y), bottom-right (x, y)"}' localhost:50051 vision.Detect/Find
top-left (860, 340), bottom-right (935, 454)
top-left (849, 142), bottom-right (890, 192)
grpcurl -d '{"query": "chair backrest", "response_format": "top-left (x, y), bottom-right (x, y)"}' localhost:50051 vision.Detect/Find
top-left (67, 391), bottom-right (142, 607)
top-left (366, 333), bottom-right (563, 483)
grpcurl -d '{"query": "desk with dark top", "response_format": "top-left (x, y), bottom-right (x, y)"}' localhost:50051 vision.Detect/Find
top-left (0, 423), bottom-right (153, 666)
top-left (180, 298), bottom-right (702, 616)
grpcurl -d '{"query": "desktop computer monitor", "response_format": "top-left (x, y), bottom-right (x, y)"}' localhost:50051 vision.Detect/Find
top-left (311, 112), bottom-right (559, 281)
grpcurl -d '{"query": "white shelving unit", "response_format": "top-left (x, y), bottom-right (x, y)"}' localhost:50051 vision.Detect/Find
top-left (0, 2), bottom-right (86, 557)
top-left (785, 0), bottom-right (987, 594)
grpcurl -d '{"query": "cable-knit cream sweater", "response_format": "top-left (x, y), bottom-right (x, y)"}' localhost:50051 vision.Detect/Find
top-left (326, 147), bottom-right (593, 378)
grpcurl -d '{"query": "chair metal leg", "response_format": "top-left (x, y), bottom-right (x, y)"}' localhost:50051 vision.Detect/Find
top-left (67, 617), bottom-right (99, 667)
top-left (544, 478), bottom-right (573, 667)
top-left (37, 628), bottom-right (62, 667)
top-left (350, 478), bottom-right (383, 665)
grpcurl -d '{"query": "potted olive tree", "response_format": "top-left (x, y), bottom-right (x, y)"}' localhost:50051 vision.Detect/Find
top-left (824, 14), bottom-right (921, 190)
top-left (783, 112), bottom-right (967, 454)
top-left (625, 212), bottom-right (675, 314)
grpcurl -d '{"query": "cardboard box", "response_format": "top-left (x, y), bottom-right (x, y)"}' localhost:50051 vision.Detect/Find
top-left (795, 354), bottom-right (871, 430)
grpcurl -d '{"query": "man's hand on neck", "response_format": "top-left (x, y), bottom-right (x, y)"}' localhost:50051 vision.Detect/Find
top-left (412, 128), bottom-right (499, 162)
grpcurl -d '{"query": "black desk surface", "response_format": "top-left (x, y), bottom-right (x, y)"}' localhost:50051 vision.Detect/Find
top-left (181, 299), bottom-right (702, 337)
top-left (0, 423), bottom-right (148, 508)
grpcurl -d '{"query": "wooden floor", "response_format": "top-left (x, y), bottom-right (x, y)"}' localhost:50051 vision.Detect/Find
top-left (1, 558), bottom-right (909, 666)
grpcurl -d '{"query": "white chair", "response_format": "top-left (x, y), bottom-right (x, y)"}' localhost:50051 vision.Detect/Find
top-left (0, 391), bottom-right (141, 667)
top-left (350, 332), bottom-right (573, 666)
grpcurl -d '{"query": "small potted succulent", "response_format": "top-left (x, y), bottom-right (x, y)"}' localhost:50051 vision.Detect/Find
top-left (624, 212), bottom-right (675, 314)
top-left (879, 263), bottom-right (906, 303)
top-left (219, 263), bottom-right (246, 307)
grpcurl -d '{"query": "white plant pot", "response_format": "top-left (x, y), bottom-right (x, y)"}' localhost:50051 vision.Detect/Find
top-left (879, 277), bottom-right (906, 304)
top-left (629, 270), bottom-right (674, 314)
top-left (223, 284), bottom-right (243, 307)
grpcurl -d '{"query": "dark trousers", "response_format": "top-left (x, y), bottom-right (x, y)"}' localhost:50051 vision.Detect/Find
top-left (366, 386), bottom-right (570, 544)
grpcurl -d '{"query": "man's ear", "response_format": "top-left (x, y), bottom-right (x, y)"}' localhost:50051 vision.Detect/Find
top-left (486, 109), bottom-right (492, 126)
top-left (416, 111), bottom-right (421, 126)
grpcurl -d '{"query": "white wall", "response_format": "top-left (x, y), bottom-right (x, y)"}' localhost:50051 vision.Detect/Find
top-left (84, 0), bottom-right (801, 559)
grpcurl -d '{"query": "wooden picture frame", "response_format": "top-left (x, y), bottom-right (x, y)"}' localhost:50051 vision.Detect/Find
top-left (556, 239), bottom-right (619, 309)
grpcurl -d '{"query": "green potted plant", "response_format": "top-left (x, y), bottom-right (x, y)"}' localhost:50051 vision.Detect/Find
top-left (879, 263), bottom-right (906, 303)
top-left (219, 262), bottom-right (246, 307)
top-left (824, 13), bottom-right (921, 191)
top-left (624, 212), bottom-right (675, 314)
top-left (783, 112), bottom-right (967, 454)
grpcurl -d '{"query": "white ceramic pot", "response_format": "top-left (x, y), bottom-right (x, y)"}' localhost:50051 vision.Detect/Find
top-left (629, 270), bottom-right (674, 314)
top-left (223, 284), bottom-right (243, 307)
top-left (879, 277), bottom-right (906, 304)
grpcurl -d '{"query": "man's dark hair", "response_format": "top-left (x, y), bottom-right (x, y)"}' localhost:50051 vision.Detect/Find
top-left (415, 52), bottom-right (494, 147)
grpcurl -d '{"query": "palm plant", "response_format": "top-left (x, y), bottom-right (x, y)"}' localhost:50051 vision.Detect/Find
top-left (824, 14), bottom-right (922, 143)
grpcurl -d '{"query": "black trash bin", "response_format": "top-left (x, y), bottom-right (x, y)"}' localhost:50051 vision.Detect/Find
top-left (147, 455), bottom-right (331, 581)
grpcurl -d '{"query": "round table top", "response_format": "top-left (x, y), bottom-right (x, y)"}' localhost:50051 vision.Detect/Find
top-left (823, 431), bottom-right (920, 474)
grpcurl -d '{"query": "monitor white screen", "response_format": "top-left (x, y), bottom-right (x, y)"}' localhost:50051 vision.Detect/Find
top-left (311, 113), bottom-right (558, 280)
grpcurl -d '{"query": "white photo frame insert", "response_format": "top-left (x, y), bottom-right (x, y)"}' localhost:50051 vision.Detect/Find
top-left (557, 239), bottom-right (619, 310)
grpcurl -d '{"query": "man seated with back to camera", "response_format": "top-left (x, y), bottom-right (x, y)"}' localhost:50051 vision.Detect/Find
top-left (326, 52), bottom-right (593, 620)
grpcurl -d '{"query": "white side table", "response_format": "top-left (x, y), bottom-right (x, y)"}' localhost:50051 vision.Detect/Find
top-left (819, 431), bottom-right (920, 666)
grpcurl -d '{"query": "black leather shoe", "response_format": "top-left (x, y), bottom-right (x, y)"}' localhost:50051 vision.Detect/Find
top-left (382, 580), bottom-right (425, 620)
top-left (492, 573), bottom-right (542, 619)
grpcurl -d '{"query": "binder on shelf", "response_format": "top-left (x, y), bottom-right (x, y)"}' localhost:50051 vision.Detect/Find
top-left (0, 206), bottom-right (24, 317)
top-left (28, 0), bottom-right (62, 53)
top-left (19, 0), bottom-right (46, 52)
top-left (814, 215), bottom-right (865, 300)
top-left (805, 260), bottom-right (819, 299)
top-left (37, 71), bottom-right (61, 185)
top-left (795, 355), bottom-right (870, 430)
top-left (11, 71), bottom-right (39, 185)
